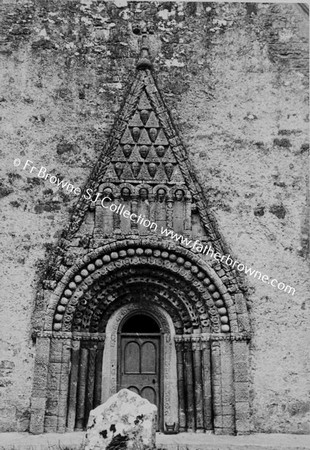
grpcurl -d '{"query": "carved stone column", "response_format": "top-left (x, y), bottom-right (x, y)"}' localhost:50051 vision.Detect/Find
top-left (219, 339), bottom-right (235, 434)
top-left (44, 337), bottom-right (65, 432)
top-left (67, 339), bottom-right (80, 432)
top-left (113, 193), bottom-right (122, 234)
top-left (75, 344), bottom-right (89, 430)
top-left (184, 338), bottom-right (195, 431)
top-left (175, 339), bottom-right (186, 432)
top-left (232, 339), bottom-right (250, 435)
top-left (172, 190), bottom-right (185, 233)
top-left (201, 336), bottom-right (213, 430)
top-left (146, 193), bottom-right (155, 234)
top-left (30, 335), bottom-right (51, 434)
top-left (85, 343), bottom-right (97, 425)
top-left (131, 194), bottom-right (138, 231)
top-left (94, 341), bottom-right (105, 407)
top-left (149, 193), bottom-right (156, 225)
top-left (155, 194), bottom-right (167, 229)
top-left (57, 338), bottom-right (71, 432)
top-left (192, 337), bottom-right (204, 432)
top-left (67, 335), bottom-right (105, 432)
top-left (211, 340), bottom-right (223, 434)
top-left (166, 194), bottom-right (173, 229)
top-left (184, 191), bottom-right (192, 231)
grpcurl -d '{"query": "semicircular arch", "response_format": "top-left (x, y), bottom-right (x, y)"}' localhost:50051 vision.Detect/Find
top-left (45, 240), bottom-right (248, 335)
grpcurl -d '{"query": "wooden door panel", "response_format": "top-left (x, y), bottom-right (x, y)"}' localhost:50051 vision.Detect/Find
top-left (124, 342), bottom-right (140, 374)
top-left (128, 386), bottom-right (140, 395)
top-left (141, 386), bottom-right (157, 405)
top-left (141, 341), bottom-right (157, 374)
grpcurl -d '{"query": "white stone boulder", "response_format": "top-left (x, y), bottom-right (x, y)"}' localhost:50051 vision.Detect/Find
top-left (85, 389), bottom-right (157, 450)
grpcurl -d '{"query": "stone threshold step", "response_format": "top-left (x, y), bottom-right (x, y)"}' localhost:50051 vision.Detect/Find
top-left (0, 432), bottom-right (309, 450)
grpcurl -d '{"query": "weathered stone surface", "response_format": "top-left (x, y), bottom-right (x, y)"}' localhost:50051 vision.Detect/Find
top-left (0, 0), bottom-right (309, 436)
top-left (85, 389), bottom-right (157, 450)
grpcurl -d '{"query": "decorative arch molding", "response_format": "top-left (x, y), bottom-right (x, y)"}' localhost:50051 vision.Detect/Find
top-left (86, 278), bottom-right (198, 334)
top-left (102, 303), bottom-right (178, 427)
top-left (94, 283), bottom-right (190, 332)
top-left (42, 239), bottom-right (249, 337)
top-left (68, 265), bottom-right (210, 333)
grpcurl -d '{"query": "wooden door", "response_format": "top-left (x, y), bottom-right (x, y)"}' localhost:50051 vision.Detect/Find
top-left (119, 334), bottom-right (160, 427)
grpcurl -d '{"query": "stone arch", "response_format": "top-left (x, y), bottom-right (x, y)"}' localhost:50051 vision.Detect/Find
top-left (70, 267), bottom-right (208, 334)
top-left (30, 240), bottom-right (251, 435)
top-left (45, 239), bottom-right (247, 336)
top-left (88, 280), bottom-right (193, 334)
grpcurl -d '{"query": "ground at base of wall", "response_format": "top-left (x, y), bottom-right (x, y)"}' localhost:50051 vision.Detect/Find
top-left (0, 432), bottom-right (310, 450)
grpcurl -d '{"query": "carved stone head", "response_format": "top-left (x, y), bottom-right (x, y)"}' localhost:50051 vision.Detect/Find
top-left (157, 188), bottom-right (166, 202)
top-left (102, 187), bottom-right (113, 201)
top-left (131, 162), bottom-right (141, 178)
top-left (156, 146), bottom-right (165, 157)
top-left (121, 187), bottom-right (131, 201)
top-left (103, 187), bottom-right (113, 196)
top-left (114, 162), bottom-right (123, 178)
top-left (149, 128), bottom-right (157, 142)
top-left (139, 187), bottom-right (148, 200)
top-left (123, 144), bottom-right (132, 158)
top-left (148, 163), bottom-right (157, 178)
top-left (139, 145), bottom-right (149, 159)
top-left (175, 189), bottom-right (184, 201)
top-left (140, 109), bottom-right (149, 125)
top-left (164, 163), bottom-right (174, 180)
top-left (132, 127), bottom-right (141, 142)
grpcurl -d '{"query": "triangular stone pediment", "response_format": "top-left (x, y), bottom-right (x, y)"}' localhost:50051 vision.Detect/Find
top-left (65, 43), bottom-right (224, 255)
top-left (105, 87), bottom-right (179, 185)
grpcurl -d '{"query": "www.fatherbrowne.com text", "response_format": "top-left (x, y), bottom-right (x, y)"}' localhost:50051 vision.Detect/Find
top-left (15, 158), bottom-right (296, 296)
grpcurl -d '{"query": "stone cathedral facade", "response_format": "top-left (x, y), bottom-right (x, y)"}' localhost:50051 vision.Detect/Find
top-left (30, 39), bottom-right (251, 435)
top-left (0, 0), bottom-right (309, 438)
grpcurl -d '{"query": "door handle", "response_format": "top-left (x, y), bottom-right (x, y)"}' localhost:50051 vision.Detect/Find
top-left (152, 379), bottom-right (156, 384)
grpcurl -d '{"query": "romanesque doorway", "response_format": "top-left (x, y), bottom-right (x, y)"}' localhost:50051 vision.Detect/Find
top-left (30, 241), bottom-right (251, 435)
top-left (118, 314), bottom-right (161, 430)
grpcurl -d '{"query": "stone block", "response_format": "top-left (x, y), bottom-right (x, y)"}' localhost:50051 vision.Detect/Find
top-left (214, 427), bottom-right (226, 435)
top-left (30, 397), bottom-right (46, 410)
top-left (29, 397), bottom-right (46, 434)
top-left (49, 340), bottom-right (63, 363)
top-left (235, 417), bottom-right (250, 434)
top-left (213, 415), bottom-right (223, 428)
top-left (44, 415), bottom-right (58, 433)
top-left (29, 411), bottom-right (45, 435)
top-left (221, 387), bottom-right (234, 404)
top-left (235, 401), bottom-right (250, 421)
top-left (232, 341), bottom-right (248, 362)
top-left (212, 385), bottom-right (222, 404)
top-left (32, 374), bottom-right (48, 395)
top-left (238, 314), bottom-right (250, 332)
top-left (222, 414), bottom-right (234, 428)
top-left (45, 396), bottom-right (59, 416)
top-left (85, 389), bottom-right (157, 450)
top-left (233, 362), bottom-right (249, 382)
top-left (234, 382), bottom-right (249, 402)
top-left (217, 427), bottom-right (235, 435)
top-left (222, 404), bottom-right (234, 415)
top-left (234, 293), bottom-right (247, 314)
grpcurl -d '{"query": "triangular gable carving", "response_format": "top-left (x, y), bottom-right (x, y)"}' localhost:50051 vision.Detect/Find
top-left (64, 43), bottom-right (225, 257)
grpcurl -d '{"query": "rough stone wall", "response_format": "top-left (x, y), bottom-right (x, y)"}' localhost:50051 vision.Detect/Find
top-left (0, 1), bottom-right (309, 434)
